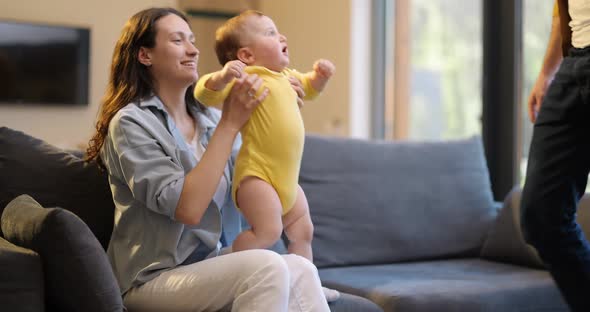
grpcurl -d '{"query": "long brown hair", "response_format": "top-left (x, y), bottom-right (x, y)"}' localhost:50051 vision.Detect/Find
top-left (86, 7), bottom-right (203, 167)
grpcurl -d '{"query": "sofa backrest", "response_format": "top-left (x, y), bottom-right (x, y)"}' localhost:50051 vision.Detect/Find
top-left (0, 127), bottom-right (115, 250)
top-left (300, 135), bottom-right (498, 268)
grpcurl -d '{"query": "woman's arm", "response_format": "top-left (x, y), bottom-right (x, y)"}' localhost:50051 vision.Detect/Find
top-left (527, 6), bottom-right (563, 123)
top-left (175, 74), bottom-right (269, 224)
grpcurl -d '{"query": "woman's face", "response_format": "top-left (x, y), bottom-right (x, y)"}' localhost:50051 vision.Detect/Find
top-left (147, 14), bottom-right (200, 87)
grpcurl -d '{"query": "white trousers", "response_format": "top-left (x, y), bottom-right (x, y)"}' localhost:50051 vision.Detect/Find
top-left (123, 249), bottom-right (331, 312)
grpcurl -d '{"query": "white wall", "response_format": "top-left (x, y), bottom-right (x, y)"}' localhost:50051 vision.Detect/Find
top-left (0, 0), bottom-right (177, 147)
top-left (349, 0), bottom-right (371, 139)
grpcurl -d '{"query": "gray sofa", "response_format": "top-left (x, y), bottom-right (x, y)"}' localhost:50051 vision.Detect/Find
top-left (297, 135), bottom-right (578, 312)
top-left (0, 126), bottom-right (579, 311)
top-left (0, 127), bottom-right (380, 312)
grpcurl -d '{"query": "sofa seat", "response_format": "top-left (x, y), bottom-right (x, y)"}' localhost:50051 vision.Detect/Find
top-left (319, 258), bottom-right (566, 312)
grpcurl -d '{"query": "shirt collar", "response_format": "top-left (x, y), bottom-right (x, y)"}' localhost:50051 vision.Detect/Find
top-left (138, 95), bottom-right (217, 131)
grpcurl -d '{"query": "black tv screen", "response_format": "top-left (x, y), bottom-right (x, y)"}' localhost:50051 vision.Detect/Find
top-left (0, 20), bottom-right (90, 105)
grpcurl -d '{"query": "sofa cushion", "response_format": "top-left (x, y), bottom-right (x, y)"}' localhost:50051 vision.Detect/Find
top-left (481, 187), bottom-right (590, 269)
top-left (319, 259), bottom-right (567, 312)
top-left (480, 187), bottom-right (544, 268)
top-left (300, 135), bottom-right (497, 267)
top-left (0, 236), bottom-right (44, 312)
top-left (1, 195), bottom-right (123, 312)
top-left (0, 127), bottom-right (114, 249)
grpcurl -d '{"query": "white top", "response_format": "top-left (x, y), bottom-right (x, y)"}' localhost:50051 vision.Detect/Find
top-left (569, 0), bottom-right (590, 48)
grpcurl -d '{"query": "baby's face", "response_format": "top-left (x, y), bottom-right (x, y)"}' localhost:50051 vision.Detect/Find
top-left (241, 15), bottom-right (289, 72)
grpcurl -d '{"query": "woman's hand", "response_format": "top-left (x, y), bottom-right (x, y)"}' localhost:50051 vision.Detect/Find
top-left (289, 76), bottom-right (305, 108)
top-left (220, 74), bottom-right (269, 133)
top-left (527, 73), bottom-right (552, 123)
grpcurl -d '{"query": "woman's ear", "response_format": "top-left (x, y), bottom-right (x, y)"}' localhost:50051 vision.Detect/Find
top-left (138, 47), bottom-right (152, 67)
top-left (237, 47), bottom-right (254, 65)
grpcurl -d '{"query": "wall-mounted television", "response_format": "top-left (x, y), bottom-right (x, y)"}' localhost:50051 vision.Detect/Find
top-left (0, 20), bottom-right (90, 105)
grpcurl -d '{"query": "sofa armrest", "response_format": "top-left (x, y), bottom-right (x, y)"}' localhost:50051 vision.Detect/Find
top-left (2, 195), bottom-right (124, 312)
top-left (479, 187), bottom-right (545, 268)
top-left (0, 236), bottom-right (45, 312)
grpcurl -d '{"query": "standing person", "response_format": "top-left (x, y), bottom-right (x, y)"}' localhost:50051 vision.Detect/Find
top-left (193, 10), bottom-right (339, 302)
top-left (521, 1), bottom-right (590, 311)
top-left (85, 7), bottom-right (331, 312)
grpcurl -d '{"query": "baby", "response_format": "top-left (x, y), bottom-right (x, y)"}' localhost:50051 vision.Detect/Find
top-left (194, 10), bottom-right (338, 301)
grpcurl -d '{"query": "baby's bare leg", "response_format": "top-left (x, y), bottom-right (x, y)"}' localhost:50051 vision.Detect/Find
top-left (283, 185), bottom-right (341, 302)
top-left (283, 185), bottom-right (314, 261)
top-left (233, 177), bottom-right (284, 251)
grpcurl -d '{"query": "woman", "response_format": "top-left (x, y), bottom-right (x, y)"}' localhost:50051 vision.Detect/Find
top-left (86, 7), bottom-right (330, 312)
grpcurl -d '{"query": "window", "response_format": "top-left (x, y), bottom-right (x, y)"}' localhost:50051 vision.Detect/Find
top-left (382, 0), bottom-right (482, 140)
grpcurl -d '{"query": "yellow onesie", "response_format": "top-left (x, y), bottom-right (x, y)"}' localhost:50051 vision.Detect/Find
top-left (194, 66), bottom-right (318, 214)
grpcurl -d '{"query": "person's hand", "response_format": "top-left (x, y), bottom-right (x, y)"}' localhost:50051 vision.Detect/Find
top-left (527, 74), bottom-right (552, 123)
top-left (289, 76), bottom-right (305, 108)
top-left (219, 60), bottom-right (247, 84)
top-left (313, 59), bottom-right (336, 79)
top-left (220, 74), bottom-right (269, 132)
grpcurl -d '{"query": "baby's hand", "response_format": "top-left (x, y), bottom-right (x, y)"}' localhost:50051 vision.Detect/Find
top-left (313, 59), bottom-right (335, 79)
top-left (220, 60), bottom-right (246, 83)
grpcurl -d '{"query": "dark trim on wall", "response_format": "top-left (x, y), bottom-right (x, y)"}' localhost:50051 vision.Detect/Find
top-left (185, 10), bottom-right (237, 20)
top-left (482, 0), bottom-right (522, 201)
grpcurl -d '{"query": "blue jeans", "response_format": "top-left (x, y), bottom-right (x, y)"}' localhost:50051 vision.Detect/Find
top-left (521, 47), bottom-right (590, 312)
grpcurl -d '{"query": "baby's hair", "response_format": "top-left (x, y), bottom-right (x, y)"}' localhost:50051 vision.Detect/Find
top-left (215, 10), bottom-right (264, 66)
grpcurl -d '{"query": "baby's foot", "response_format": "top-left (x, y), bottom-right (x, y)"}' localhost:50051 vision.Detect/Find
top-left (323, 286), bottom-right (340, 302)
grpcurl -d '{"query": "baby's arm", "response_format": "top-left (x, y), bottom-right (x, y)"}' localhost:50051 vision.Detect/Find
top-left (195, 61), bottom-right (246, 106)
top-left (307, 59), bottom-right (335, 93)
top-left (205, 60), bottom-right (246, 91)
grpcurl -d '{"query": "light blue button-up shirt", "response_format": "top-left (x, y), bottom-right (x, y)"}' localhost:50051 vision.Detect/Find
top-left (100, 96), bottom-right (242, 295)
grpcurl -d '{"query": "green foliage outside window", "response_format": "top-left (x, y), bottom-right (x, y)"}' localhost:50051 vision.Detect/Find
top-left (409, 0), bottom-right (482, 140)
